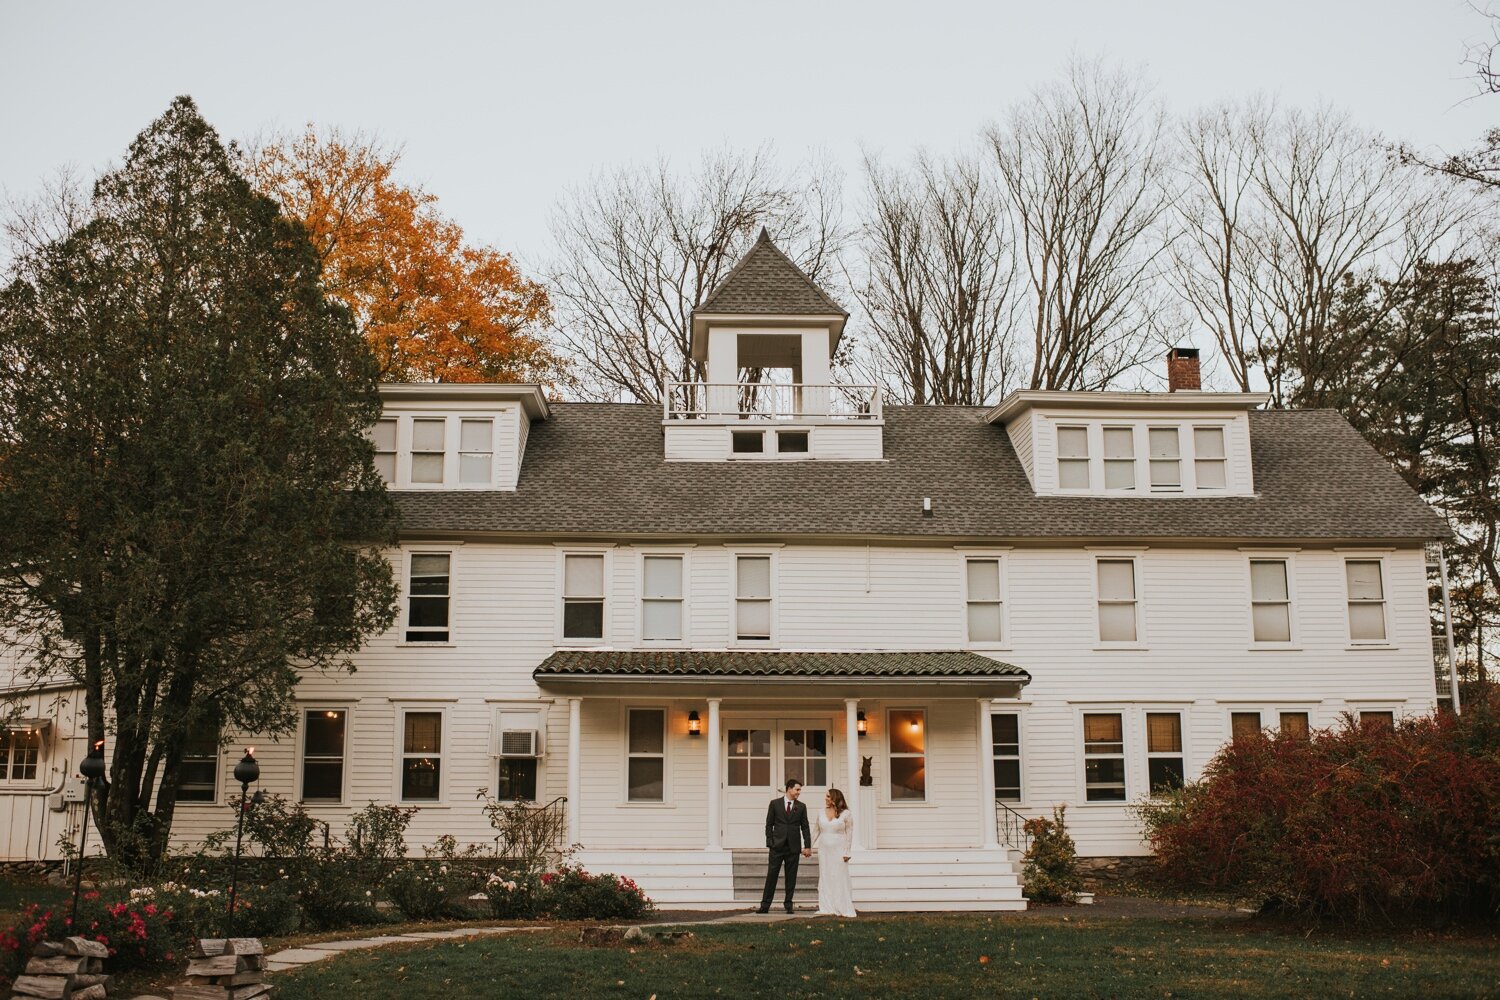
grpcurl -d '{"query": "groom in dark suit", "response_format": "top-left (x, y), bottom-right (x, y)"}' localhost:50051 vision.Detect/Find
top-left (758, 778), bottom-right (813, 914)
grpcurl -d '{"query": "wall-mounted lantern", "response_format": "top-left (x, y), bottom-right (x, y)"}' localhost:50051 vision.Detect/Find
top-left (856, 711), bottom-right (868, 738)
top-left (687, 710), bottom-right (702, 737)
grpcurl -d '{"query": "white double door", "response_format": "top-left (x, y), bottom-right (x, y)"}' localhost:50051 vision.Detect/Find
top-left (722, 715), bottom-right (836, 848)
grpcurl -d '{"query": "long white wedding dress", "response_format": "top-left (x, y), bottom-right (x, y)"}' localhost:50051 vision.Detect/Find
top-left (814, 809), bottom-right (856, 917)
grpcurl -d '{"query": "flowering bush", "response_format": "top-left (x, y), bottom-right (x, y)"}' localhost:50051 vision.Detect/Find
top-left (132, 880), bottom-right (300, 938)
top-left (385, 862), bottom-right (487, 921)
top-left (482, 870), bottom-right (545, 920)
top-left (1136, 704), bottom-right (1500, 923)
top-left (1021, 805), bottom-right (1084, 904)
top-left (0, 893), bottom-right (183, 989)
top-left (543, 865), bottom-right (653, 920)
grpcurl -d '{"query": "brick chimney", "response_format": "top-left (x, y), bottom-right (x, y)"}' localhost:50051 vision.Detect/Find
top-left (1166, 347), bottom-right (1201, 392)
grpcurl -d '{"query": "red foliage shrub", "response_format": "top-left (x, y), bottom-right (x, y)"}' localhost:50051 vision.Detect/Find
top-left (1137, 701), bottom-right (1500, 923)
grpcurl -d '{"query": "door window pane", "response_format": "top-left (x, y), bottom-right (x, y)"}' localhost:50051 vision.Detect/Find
top-left (783, 729), bottom-right (828, 787)
top-left (727, 728), bottom-right (772, 787)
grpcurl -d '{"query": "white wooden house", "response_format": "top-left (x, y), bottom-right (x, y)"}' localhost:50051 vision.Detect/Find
top-left (0, 231), bottom-right (1455, 910)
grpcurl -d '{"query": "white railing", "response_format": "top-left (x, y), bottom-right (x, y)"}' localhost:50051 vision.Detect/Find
top-left (663, 382), bottom-right (882, 422)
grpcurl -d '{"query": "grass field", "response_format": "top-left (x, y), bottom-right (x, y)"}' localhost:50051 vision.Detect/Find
top-left (272, 914), bottom-right (1500, 1000)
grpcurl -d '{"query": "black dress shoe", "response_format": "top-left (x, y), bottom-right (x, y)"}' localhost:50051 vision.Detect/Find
top-left (756, 908), bottom-right (769, 914)
top-left (784, 906), bottom-right (794, 914)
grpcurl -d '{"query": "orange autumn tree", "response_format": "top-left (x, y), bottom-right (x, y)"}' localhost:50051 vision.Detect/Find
top-left (247, 127), bottom-right (566, 385)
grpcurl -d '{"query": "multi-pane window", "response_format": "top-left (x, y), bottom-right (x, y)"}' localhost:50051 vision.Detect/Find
top-left (0, 728), bottom-right (42, 784)
top-left (174, 717), bottom-right (219, 802)
top-left (1057, 426), bottom-right (1090, 489)
top-left (1230, 711), bottom-right (1261, 741)
top-left (1148, 427), bottom-right (1181, 490)
top-left (458, 419), bottom-right (493, 485)
top-left (1082, 713), bottom-right (1126, 801)
top-left (735, 556), bottom-right (772, 642)
top-left (400, 710), bottom-right (443, 801)
top-left (1194, 427), bottom-right (1227, 489)
top-left (370, 418), bottom-right (397, 483)
top-left (1103, 427), bottom-right (1136, 490)
top-left (1345, 560), bottom-right (1387, 642)
top-left (992, 713), bottom-right (1021, 802)
top-left (641, 555), bottom-right (684, 642)
top-left (626, 708), bottom-right (665, 802)
top-left (1249, 559), bottom-right (1292, 643)
top-left (495, 709), bottom-right (542, 802)
top-left (888, 710), bottom-right (926, 801)
top-left (1096, 559), bottom-right (1138, 643)
top-left (727, 728), bottom-right (772, 787)
top-left (410, 418), bottom-right (446, 484)
top-left (1146, 713), bottom-right (1184, 795)
top-left (1279, 712), bottom-right (1310, 739)
top-left (783, 729), bottom-right (828, 787)
top-left (302, 709), bottom-right (346, 802)
top-left (965, 558), bottom-right (1003, 644)
top-left (563, 554), bottom-right (606, 641)
top-left (406, 553), bottom-right (451, 643)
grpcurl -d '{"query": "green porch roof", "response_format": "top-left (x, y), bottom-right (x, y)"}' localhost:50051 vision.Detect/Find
top-left (534, 650), bottom-right (1029, 681)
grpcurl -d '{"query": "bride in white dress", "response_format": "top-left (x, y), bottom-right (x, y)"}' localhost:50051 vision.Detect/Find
top-left (814, 788), bottom-right (856, 917)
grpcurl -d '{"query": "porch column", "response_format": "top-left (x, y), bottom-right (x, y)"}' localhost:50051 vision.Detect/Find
top-left (706, 698), bottom-right (723, 850)
top-left (566, 697), bottom-right (582, 846)
top-left (844, 698), bottom-right (861, 851)
top-left (978, 699), bottom-right (999, 849)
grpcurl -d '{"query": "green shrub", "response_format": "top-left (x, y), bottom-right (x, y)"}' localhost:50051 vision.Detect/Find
top-left (385, 863), bottom-right (488, 921)
top-left (136, 880), bottom-right (300, 939)
top-left (482, 871), bottom-right (545, 920)
top-left (0, 893), bottom-right (184, 990)
top-left (1022, 805), bottom-right (1084, 904)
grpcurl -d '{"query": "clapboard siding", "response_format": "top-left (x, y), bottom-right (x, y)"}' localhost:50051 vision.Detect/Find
top-left (4, 541), bottom-right (1438, 861)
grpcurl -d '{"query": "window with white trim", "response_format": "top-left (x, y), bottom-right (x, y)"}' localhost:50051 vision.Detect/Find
top-left (1103, 426), bottom-right (1136, 490)
top-left (563, 553), bottom-right (606, 641)
top-left (174, 717), bottom-right (219, 802)
top-left (1193, 426), bottom-right (1226, 489)
top-left (0, 727), bottom-right (42, 785)
top-left (1096, 558), bottom-right (1138, 643)
top-left (405, 553), bottom-right (451, 643)
top-left (400, 709), bottom-right (443, 801)
top-left (626, 708), bottom-right (665, 802)
top-left (495, 708), bottom-right (543, 802)
top-left (1057, 426), bottom-right (1090, 489)
top-left (1148, 427), bottom-right (1181, 490)
top-left (1279, 712), bottom-right (1310, 739)
top-left (1345, 559), bottom-right (1387, 642)
top-left (1249, 559), bottom-right (1292, 643)
top-left (1230, 711), bottom-right (1261, 741)
top-left (888, 709), bottom-right (926, 801)
top-left (992, 713), bottom-right (1021, 802)
top-left (1359, 710), bottom-right (1395, 729)
top-left (735, 555), bottom-right (772, 642)
top-left (1146, 712), bottom-right (1184, 795)
top-left (641, 555), bottom-right (684, 642)
top-left (458, 419), bottom-right (493, 485)
top-left (965, 558), bottom-right (1003, 644)
top-left (411, 418), bottom-right (446, 484)
top-left (301, 709), bottom-right (347, 802)
top-left (370, 418), bottom-right (397, 483)
top-left (1082, 713), bottom-right (1126, 801)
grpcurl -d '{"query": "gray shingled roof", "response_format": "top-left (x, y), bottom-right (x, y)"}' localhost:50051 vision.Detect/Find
top-left (695, 229), bottom-right (847, 316)
top-left (392, 405), bottom-right (1448, 542)
top-left (535, 649), bottom-right (1029, 679)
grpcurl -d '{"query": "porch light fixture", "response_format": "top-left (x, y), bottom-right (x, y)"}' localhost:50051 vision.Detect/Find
top-left (909, 717), bottom-right (921, 733)
top-left (687, 711), bottom-right (702, 737)
top-left (856, 711), bottom-right (868, 737)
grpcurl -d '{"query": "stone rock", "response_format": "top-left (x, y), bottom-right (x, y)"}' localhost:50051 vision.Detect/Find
top-left (578, 926), bottom-right (625, 947)
top-left (621, 926), bottom-right (646, 942)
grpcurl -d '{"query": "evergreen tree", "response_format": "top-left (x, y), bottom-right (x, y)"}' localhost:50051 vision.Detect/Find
top-left (0, 97), bottom-right (399, 869)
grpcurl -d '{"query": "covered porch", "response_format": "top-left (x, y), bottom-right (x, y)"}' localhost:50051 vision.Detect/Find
top-left (534, 650), bottom-right (1032, 911)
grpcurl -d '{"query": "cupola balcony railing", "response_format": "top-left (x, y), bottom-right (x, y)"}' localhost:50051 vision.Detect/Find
top-left (663, 381), bottom-right (882, 422)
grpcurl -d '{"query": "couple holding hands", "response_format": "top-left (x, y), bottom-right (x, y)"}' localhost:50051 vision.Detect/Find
top-left (758, 778), bottom-right (856, 917)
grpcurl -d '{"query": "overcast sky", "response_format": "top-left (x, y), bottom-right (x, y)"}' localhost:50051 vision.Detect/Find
top-left (2, 0), bottom-right (1497, 270)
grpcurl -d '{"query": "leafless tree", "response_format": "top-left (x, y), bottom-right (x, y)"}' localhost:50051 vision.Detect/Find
top-left (858, 149), bottom-right (1021, 405)
top-left (1173, 102), bottom-right (1477, 403)
top-left (547, 148), bottom-right (851, 402)
top-left (987, 60), bottom-right (1174, 391)
top-left (2, 165), bottom-right (91, 276)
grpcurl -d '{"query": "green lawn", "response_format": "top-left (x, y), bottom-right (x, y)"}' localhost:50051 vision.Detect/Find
top-left (0, 876), bottom-right (69, 926)
top-left (273, 914), bottom-right (1500, 1000)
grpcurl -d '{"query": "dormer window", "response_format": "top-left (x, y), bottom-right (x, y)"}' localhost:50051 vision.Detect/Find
top-left (411, 418), bottom-right (446, 483)
top-left (372, 418), bottom-right (397, 481)
top-left (1148, 427), bottom-right (1181, 491)
top-left (459, 419), bottom-right (494, 484)
top-left (366, 412), bottom-right (507, 489)
top-left (1194, 427), bottom-right (1226, 489)
top-left (1057, 426), bottom-right (1090, 489)
top-left (1103, 427), bottom-right (1135, 490)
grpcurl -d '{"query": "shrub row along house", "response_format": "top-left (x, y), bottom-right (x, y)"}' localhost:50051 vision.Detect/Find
top-left (0, 231), bottom-right (1456, 910)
